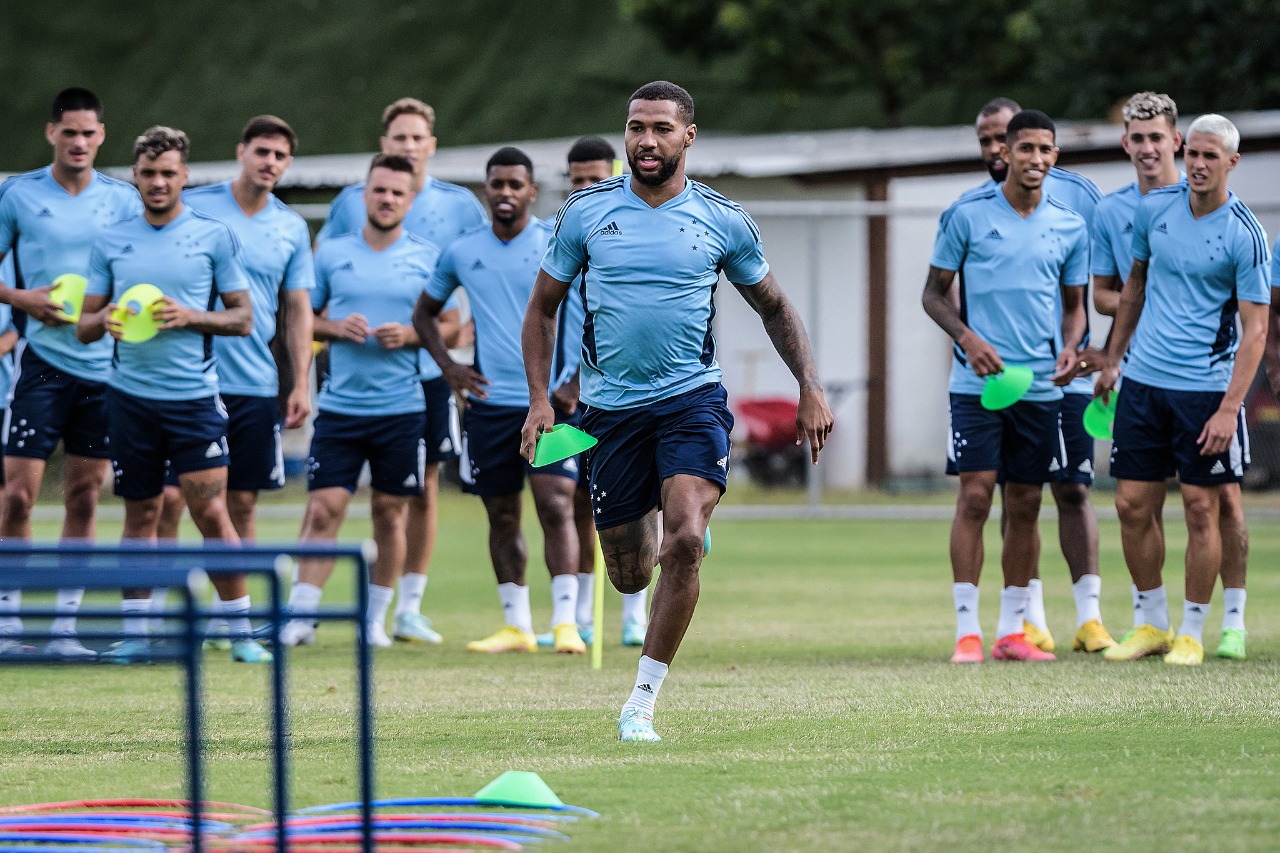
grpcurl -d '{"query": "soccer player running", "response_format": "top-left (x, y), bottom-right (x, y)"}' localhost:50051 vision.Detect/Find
top-left (414, 147), bottom-right (585, 655)
top-left (280, 154), bottom-right (438, 648)
top-left (533, 136), bottom-right (650, 650)
top-left (923, 110), bottom-right (1090, 665)
top-left (317, 98), bottom-right (486, 645)
top-left (0, 88), bottom-right (142, 658)
top-left (521, 81), bottom-right (834, 742)
top-left (78, 126), bottom-right (268, 664)
top-left (1095, 114), bottom-right (1269, 666)
top-left (155, 116), bottom-right (315, 648)
top-left (966, 98), bottom-right (1113, 654)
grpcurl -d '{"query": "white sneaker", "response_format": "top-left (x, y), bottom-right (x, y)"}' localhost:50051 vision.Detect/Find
top-left (45, 637), bottom-right (98, 658)
top-left (0, 638), bottom-right (35, 656)
top-left (366, 621), bottom-right (393, 648)
top-left (278, 620), bottom-right (317, 647)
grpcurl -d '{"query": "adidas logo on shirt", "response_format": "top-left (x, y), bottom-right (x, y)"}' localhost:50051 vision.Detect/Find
top-left (204, 442), bottom-right (223, 459)
top-left (1209, 460), bottom-right (1226, 475)
top-left (471, 258), bottom-right (485, 270)
top-left (985, 228), bottom-right (1002, 240)
top-left (597, 220), bottom-right (623, 236)
top-left (37, 208), bottom-right (53, 218)
top-left (1155, 221), bottom-right (1169, 233)
top-left (335, 261), bottom-right (355, 271)
top-left (121, 244), bottom-right (135, 255)
top-left (1123, 223), bottom-right (1133, 234)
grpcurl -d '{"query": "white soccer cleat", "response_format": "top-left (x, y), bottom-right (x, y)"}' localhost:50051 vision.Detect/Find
top-left (366, 621), bottom-right (393, 648)
top-left (45, 637), bottom-right (98, 658)
top-left (278, 620), bottom-right (317, 647)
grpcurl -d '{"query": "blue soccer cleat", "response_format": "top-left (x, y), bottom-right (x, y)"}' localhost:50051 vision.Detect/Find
top-left (618, 707), bottom-right (662, 743)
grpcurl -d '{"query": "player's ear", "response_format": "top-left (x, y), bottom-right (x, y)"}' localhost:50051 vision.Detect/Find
top-left (685, 122), bottom-right (697, 148)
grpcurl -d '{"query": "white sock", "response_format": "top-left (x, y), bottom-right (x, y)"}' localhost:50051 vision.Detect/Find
top-left (1137, 585), bottom-right (1170, 632)
top-left (1179, 599), bottom-right (1209, 643)
top-left (498, 582), bottom-right (533, 633)
top-left (1221, 588), bottom-right (1246, 632)
top-left (0, 589), bottom-right (19, 636)
top-left (997, 586), bottom-right (1029, 639)
top-left (221, 595), bottom-right (251, 638)
top-left (122, 598), bottom-right (151, 638)
top-left (576, 572), bottom-right (595, 628)
top-left (149, 587), bottom-right (169, 634)
top-left (1131, 584), bottom-right (1143, 628)
top-left (367, 584), bottom-right (394, 630)
top-left (1072, 574), bottom-right (1102, 627)
top-left (622, 654), bottom-right (669, 718)
top-left (550, 574), bottom-right (578, 627)
top-left (51, 588), bottom-right (84, 636)
top-left (208, 593), bottom-right (227, 631)
top-left (287, 582), bottom-right (323, 623)
top-left (953, 582), bottom-right (981, 641)
top-left (1026, 578), bottom-right (1049, 631)
top-left (395, 573), bottom-right (427, 618)
top-left (621, 589), bottom-right (648, 627)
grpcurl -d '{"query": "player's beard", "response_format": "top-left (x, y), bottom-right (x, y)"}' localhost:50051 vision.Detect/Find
top-left (628, 150), bottom-right (681, 187)
top-left (985, 158), bottom-right (1008, 182)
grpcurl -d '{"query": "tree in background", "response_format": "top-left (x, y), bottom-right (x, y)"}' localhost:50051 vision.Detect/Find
top-left (621, 0), bottom-right (1025, 127)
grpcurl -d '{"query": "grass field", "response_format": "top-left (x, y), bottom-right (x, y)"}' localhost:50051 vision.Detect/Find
top-left (1, 487), bottom-right (1278, 851)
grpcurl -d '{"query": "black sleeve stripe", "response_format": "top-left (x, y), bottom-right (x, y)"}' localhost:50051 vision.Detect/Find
top-left (692, 183), bottom-right (761, 241)
top-left (551, 177), bottom-right (624, 238)
top-left (1230, 203), bottom-right (1267, 268)
top-left (1053, 168), bottom-right (1103, 201)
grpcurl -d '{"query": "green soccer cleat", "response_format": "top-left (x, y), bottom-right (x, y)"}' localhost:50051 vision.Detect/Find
top-left (618, 707), bottom-right (662, 743)
top-left (1215, 627), bottom-right (1247, 660)
top-left (622, 619), bottom-right (647, 647)
top-left (231, 638), bottom-right (274, 664)
top-left (1164, 634), bottom-right (1204, 666)
top-left (393, 612), bottom-right (443, 645)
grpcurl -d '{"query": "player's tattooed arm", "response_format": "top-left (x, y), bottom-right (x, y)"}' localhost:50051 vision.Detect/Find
top-left (922, 265), bottom-right (1003, 379)
top-left (735, 272), bottom-right (834, 462)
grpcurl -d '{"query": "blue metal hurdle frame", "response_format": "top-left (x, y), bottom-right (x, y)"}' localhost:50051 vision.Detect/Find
top-left (0, 541), bottom-right (376, 853)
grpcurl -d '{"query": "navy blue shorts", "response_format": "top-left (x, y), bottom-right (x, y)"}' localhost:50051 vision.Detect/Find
top-left (307, 410), bottom-right (426, 496)
top-left (947, 394), bottom-right (1065, 484)
top-left (460, 401), bottom-right (579, 497)
top-left (422, 378), bottom-right (460, 464)
top-left (1110, 378), bottom-right (1248, 486)
top-left (581, 383), bottom-right (733, 529)
top-left (107, 389), bottom-right (230, 501)
top-left (4, 343), bottom-right (109, 460)
top-left (1058, 393), bottom-right (1096, 485)
top-left (163, 394), bottom-right (284, 492)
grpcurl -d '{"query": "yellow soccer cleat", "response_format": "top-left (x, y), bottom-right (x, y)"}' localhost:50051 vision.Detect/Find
top-left (1103, 624), bottom-right (1171, 661)
top-left (1023, 620), bottom-right (1055, 652)
top-left (466, 625), bottom-right (537, 654)
top-left (1164, 634), bottom-right (1204, 666)
top-left (1071, 619), bottom-right (1116, 653)
top-left (552, 622), bottom-right (587, 655)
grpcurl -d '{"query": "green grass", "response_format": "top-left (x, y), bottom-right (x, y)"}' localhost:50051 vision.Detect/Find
top-left (2, 490), bottom-right (1279, 851)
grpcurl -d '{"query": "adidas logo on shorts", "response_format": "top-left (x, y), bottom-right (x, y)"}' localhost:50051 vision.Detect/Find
top-left (204, 441), bottom-right (223, 459)
top-left (402, 473), bottom-right (418, 487)
top-left (1209, 460), bottom-right (1226, 475)
top-left (1048, 458), bottom-right (1061, 473)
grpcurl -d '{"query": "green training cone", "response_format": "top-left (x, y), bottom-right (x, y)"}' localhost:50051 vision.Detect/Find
top-left (50, 273), bottom-right (88, 321)
top-left (474, 770), bottom-right (564, 807)
top-left (1082, 392), bottom-right (1119, 440)
top-left (112, 283), bottom-right (165, 343)
top-left (980, 365), bottom-right (1034, 411)
top-left (533, 423), bottom-right (597, 467)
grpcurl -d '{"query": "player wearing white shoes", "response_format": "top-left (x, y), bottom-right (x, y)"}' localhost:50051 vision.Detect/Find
top-left (924, 110), bottom-right (1090, 665)
top-left (1096, 115), bottom-right (1270, 666)
top-left (414, 147), bottom-right (584, 655)
top-left (1091, 93), bottom-right (1251, 661)
top-left (154, 116), bottom-right (315, 649)
top-left (522, 82), bottom-right (833, 741)
top-left (281, 154), bottom-right (437, 649)
top-left (318, 97), bottom-right (486, 645)
top-left (78, 126), bottom-right (269, 664)
top-left (0, 266), bottom-right (18, 652)
top-left (962, 98), bottom-right (1112, 655)
top-left (534, 136), bottom-right (649, 650)
top-left (0, 88), bottom-right (142, 658)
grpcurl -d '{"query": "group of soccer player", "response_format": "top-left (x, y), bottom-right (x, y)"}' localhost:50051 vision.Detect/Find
top-left (0, 83), bottom-right (835, 742)
top-left (925, 92), bottom-right (1268, 667)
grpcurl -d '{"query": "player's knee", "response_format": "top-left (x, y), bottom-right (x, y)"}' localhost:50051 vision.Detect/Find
top-left (2, 480), bottom-right (36, 518)
top-left (955, 482), bottom-right (993, 523)
top-left (1114, 490), bottom-right (1152, 527)
top-left (658, 527), bottom-right (704, 572)
top-left (1182, 494), bottom-right (1217, 535)
top-left (1052, 482), bottom-right (1089, 512)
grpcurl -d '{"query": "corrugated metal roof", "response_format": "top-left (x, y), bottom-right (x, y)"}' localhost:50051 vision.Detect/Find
top-left (85, 109), bottom-right (1280, 190)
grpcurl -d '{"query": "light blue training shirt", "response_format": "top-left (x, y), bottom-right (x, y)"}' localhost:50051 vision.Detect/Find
top-left (184, 182), bottom-right (315, 397)
top-left (540, 176), bottom-right (770, 410)
top-left (317, 175), bottom-right (486, 382)
top-left (968, 167), bottom-right (1101, 397)
top-left (0, 257), bottom-right (15, 405)
top-left (312, 231), bottom-right (439, 416)
top-left (0, 166), bottom-right (141, 377)
top-left (1123, 184), bottom-right (1271, 393)
top-left (932, 185), bottom-right (1090, 402)
top-left (86, 207), bottom-right (250, 401)
top-left (428, 218), bottom-right (571, 408)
